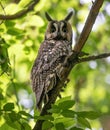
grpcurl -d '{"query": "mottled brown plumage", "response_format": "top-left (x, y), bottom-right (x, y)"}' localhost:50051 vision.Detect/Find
top-left (31, 11), bottom-right (73, 110)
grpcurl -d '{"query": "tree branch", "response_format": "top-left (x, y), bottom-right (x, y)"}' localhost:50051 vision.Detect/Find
top-left (0, 0), bottom-right (40, 20)
top-left (78, 52), bottom-right (110, 64)
top-left (33, 0), bottom-right (104, 129)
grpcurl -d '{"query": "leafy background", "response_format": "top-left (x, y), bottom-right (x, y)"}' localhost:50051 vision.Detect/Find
top-left (0, 0), bottom-right (110, 130)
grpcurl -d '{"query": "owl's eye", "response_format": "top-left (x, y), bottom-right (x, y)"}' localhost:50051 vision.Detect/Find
top-left (51, 25), bottom-right (56, 33)
top-left (62, 26), bottom-right (67, 32)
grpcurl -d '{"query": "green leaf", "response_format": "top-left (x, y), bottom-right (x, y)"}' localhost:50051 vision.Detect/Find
top-left (77, 111), bottom-right (101, 120)
top-left (0, 28), bottom-right (4, 32)
top-left (56, 96), bottom-right (71, 105)
top-left (0, 110), bottom-right (3, 116)
top-left (54, 116), bottom-right (75, 127)
top-left (0, 40), bottom-right (11, 75)
top-left (27, 15), bottom-right (44, 27)
top-left (7, 121), bottom-right (21, 130)
top-left (5, 21), bottom-right (15, 27)
top-left (22, 122), bottom-right (31, 130)
top-left (4, 114), bottom-right (21, 130)
top-left (18, 0), bottom-right (32, 7)
top-left (48, 105), bottom-right (61, 113)
top-left (77, 117), bottom-right (91, 129)
top-left (55, 123), bottom-right (65, 130)
top-left (61, 110), bottom-right (75, 118)
top-left (0, 123), bottom-right (15, 130)
top-left (19, 111), bottom-right (33, 118)
top-left (3, 103), bottom-right (14, 111)
top-left (43, 115), bottom-right (54, 121)
top-left (42, 121), bottom-right (53, 130)
top-left (9, 111), bottom-right (21, 121)
top-left (34, 108), bottom-right (40, 118)
top-left (7, 28), bottom-right (23, 36)
top-left (58, 100), bottom-right (75, 110)
top-left (5, 3), bottom-right (21, 14)
top-left (38, 115), bottom-right (54, 121)
top-left (0, 93), bottom-right (4, 100)
top-left (70, 126), bottom-right (84, 130)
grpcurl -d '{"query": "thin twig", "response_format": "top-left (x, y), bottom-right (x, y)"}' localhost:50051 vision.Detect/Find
top-left (78, 52), bottom-right (110, 64)
top-left (0, 0), bottom-right (40, 20)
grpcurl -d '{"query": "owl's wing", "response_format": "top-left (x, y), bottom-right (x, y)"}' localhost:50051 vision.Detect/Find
top-left (31, 40), bottom-right (55, 110)
top-left (48, 40), bottom-right (72, 65)
top-left (44, 40), bottom-right (72, 92)
top-left (31, 40), bottom-right (72, 110)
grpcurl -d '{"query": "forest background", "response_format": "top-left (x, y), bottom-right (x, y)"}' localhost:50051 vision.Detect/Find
top-left (0, 0), bottom-right (110, 130)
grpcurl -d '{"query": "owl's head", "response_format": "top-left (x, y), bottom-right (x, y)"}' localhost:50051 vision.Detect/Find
top-left (45, 12), bottom-right (73, 42)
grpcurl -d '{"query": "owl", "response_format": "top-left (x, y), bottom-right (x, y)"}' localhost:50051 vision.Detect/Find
top-left (31, 11), bottom-right (73, 110)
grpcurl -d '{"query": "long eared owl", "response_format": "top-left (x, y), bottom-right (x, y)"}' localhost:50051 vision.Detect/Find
top-left (31, 11), bottom-right (73, 110)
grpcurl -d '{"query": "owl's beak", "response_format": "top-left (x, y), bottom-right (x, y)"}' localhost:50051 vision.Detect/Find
top-left (57, 32), bottom-right (62, 39)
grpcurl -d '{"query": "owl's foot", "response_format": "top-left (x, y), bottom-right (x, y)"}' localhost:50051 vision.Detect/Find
top-left (63, 51), bottom-right (89, 67)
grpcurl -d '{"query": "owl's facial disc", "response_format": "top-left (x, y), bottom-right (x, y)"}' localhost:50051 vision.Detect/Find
top-left (50, 22), bottom-right (68, 40)
top-left (50, 22), bottom-right (58, 33)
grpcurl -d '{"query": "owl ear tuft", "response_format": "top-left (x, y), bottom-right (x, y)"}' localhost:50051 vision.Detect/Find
top-left (45, 12), bottom-right (54, 21)
top-left (64, 11), bottom-right (73, 21)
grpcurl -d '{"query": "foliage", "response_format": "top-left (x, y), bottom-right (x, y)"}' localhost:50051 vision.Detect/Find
top-left (0, 0), bottom-right (110, 130)
top-left (0, 96), bottom-right (101, 130)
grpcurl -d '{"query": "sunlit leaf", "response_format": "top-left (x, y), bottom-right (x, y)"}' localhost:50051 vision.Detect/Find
top-left (5, 3), bottom-right (22, 14)
top-left (77, 117), bottom-right (91, 129)
top-left (56, 96), bottom-right (71, 105)
top-left (7, 121), bottom-right (21, 130)
top-left (77, 111), bottom-right (101, 120)
top-left (19, 111), bottom-right (33, 118)
top-left (58, 100), bottom-right (75, 110)
top-left (27, 15), bottom-right (44, 27)
top-left (0, 123), bottom-right (15, 130)
top-left (18, 0), bottom-right (32, 7)
top-left (55, 117), bottom-right (74, 127)
top-left (34, 0), bottom-right (47, 11)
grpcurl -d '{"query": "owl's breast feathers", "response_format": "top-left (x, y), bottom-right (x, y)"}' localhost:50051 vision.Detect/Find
top-left (31, 40), bottom-right (72, 109)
